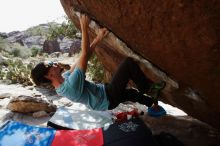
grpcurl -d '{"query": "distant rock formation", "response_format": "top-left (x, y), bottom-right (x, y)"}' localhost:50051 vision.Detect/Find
top-left (58, 37), bottom-right (81, 54)
top-left (0, 32), bottom-right (8, 39)
top-left (1, 23), bottom-right (81, 54)
top-left (69, 39), bottom-right (81, 54)
top-left (43, 40), bottom-right (61, 53)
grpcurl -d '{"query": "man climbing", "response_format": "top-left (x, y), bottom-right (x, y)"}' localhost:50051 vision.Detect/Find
top-left (31, 14), bottom-right (166, 111)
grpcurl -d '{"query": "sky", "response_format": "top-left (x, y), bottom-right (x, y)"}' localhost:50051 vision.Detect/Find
top-left (0, 0), bottom-right (66, 33)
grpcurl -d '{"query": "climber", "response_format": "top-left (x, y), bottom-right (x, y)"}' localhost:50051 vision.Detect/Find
top-left (31, 14), bottom-right (166, 111)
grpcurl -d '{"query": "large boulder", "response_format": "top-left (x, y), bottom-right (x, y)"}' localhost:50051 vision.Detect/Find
top-left (61, 0), bottom-right (220, 130)
top-left (141, 115), bottom-right (220, 146)
top-left (69, 38), bottom-right (81, 54)
top-left (6, 31), bottom-right (27, 44)
top-left (7, 95), bottom-right (57, 113)
top-left (43, 40), bottom-right (61, 53)
top-left (23, 36), bottom-right (45, 48)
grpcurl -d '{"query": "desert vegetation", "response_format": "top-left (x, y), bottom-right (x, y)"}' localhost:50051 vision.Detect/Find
top-left (0, 17), bottom-right (105, 86)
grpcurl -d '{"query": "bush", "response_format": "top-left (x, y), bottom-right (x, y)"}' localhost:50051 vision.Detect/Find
top-left (0, 58), bottom-right (34, 85)
top-left (26, 25), bottom-right (49, 36)
top-left (0, 37), bottom-right (4, 51)
top-left (87, 55), bottom-right (105, 83)
top-left (47, 16), bottom-right (79, 40)
top-left (31, 47), bottom-right (42, 57)
top-left (10, 48), bottom-right (20, 57)
top-left (9, 43), bottom-right (32, 58)
top-left (0, 51), bottom-right (11, 58)
top-left (0, 37), bottom-right (8, 52)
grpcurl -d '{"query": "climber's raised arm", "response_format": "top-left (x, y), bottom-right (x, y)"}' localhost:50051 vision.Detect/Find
top-left (75, 14), bottom-right (90, 73)
top-left (69, 26), bottom-right (108, 73)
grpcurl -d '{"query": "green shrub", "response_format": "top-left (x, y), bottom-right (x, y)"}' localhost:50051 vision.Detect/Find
top-left (0, 37), bottom-right (9, 52)
top-left (31, 47), bottom-right (42, 57)
top-left (87, 55), bottom-right (105, 83)
top-left (0, 37), bottom-right (4, 51)
top-left (0, 58), bottom-right (34, 85)
top-left (26, 25), bottom-right (49, 36)
top-left (10, 48), bottom-right (20, 57)
top-left (47, 17), bottom-right (79, 40)
top-left (9, 43), bottom-right (32, 58)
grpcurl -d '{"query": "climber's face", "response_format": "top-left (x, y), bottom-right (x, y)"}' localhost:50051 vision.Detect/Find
top-left (44, 61), bottom-right (63, 80)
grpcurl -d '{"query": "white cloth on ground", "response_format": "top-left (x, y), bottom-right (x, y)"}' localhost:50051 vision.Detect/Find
top-left (48, 107), bottom-right (113, 130)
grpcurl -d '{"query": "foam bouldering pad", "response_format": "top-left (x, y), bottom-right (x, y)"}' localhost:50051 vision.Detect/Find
top-left (52, 128), bottom-right (104, 146)
top-left (0, 120), bottom-right (55, 146)
top-left (47, 107), bottom-right (113, 130)
top-left (102, 118), bottom-right (158, 146)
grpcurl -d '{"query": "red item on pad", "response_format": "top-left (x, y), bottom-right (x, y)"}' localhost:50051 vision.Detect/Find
top-left (115, 112), bottom-right (127, 122)
top-left (127, 109), bottom-right (139, 117)
top-left (115, 109), bottom-right (139, 122)
top-left (52, 128), bottom-right (104, 146)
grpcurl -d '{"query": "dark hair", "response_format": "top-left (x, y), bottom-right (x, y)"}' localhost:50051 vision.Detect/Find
top-left (31, 62), bottom-right (51, 86)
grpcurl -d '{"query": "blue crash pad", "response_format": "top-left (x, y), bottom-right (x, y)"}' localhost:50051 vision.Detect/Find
top-left (0, 120), bottom-right (55, 146)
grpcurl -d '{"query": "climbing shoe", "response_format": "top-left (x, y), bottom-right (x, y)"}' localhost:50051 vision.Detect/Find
top-left (148, 81), bottom-right (166, 106)
top-left (148, 105), bottom-right (166, 117)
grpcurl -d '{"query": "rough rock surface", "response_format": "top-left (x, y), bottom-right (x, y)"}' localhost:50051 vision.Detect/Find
top-left (7, 95), bottom-right (56, 113)
top-left (69, 39), bottom-right (81, 54)
top-left (32, 111), bottom-right (49, 118)
top-left (58, 37), bottom-right (81, 54)
top-left (43, 40), bottom-right (61, 53)
top-left (142, 115), bottom-right (220, 146)
top-left (61, 0), bottom-right (220, 130)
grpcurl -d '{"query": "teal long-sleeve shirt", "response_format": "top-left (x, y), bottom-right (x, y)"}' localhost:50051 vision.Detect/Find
top-left (56, 67), bottom-right (109, 110)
